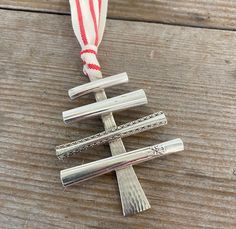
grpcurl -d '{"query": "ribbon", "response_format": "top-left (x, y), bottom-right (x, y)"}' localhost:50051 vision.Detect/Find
top-left (69, 0), bottom-right (108, 81)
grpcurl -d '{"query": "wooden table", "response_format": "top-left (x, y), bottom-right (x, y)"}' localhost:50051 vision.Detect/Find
top-left (0, 1), bottom-right (236, 228)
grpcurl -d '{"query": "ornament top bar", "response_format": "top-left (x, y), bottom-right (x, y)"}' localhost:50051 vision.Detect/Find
top-left (69, 72), bottom-right (129, 99)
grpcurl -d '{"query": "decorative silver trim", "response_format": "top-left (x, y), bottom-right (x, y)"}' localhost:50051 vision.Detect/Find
top-left (56, 112), bottom-right (167, 159)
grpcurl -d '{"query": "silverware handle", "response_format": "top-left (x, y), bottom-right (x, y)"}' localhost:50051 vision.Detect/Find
top-left (91, 87), bottom-right (150, 215)
top-left (56, 111), bottom-right (167, 159)
top-left (60, 138), bottom-right (184, 187)
top-left (62, 89), bottom-right (147, 123)
top-left (68, 72), bottom-right (129, 99)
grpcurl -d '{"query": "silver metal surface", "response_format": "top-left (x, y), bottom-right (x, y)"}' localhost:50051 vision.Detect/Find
top-left (60, 138), bottom-right (184, 187)
top-left (68, 72), bottom-right (129, 99)
top-left (56, 111), bottom-right (167, 159)
top-left (63, 89), bottom-right (147, 124)
top-left (72, 74), bottom-right (151, 216)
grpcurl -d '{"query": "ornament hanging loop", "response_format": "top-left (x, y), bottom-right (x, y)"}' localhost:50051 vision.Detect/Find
top-left (80, 44), bottom-right (102, 80)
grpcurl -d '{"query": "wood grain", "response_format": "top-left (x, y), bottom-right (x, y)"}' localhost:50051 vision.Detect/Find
top-left (1, 0), bottom-right (236, 30)
top-left (0, 9), bottom-right (236, 229)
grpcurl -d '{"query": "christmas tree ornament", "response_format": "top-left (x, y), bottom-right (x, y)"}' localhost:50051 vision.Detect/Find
top-left (56, 0), bottom-right (184, 216)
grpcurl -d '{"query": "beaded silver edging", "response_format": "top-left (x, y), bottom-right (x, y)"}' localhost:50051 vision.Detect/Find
top-left (56, 111), bottom-right (167, 159)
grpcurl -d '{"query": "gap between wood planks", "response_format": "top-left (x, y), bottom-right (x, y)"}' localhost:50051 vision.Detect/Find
top-left (1, 6), bottom-right (236, 33)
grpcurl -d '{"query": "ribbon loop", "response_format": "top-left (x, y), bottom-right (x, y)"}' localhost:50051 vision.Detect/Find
top-left (69, 0), bottom-right (108, 80)
top-left (80, 45), bottom-right (101, 79)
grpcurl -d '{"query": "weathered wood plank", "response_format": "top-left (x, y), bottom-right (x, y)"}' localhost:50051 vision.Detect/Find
top-left (0, 9), bottom-right (236, 229)
top-left (1, 0), bottom-right (236, 30)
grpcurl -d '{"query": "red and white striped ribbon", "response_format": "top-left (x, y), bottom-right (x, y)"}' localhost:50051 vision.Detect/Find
top-left (69, 0), bottom-right (108, 80)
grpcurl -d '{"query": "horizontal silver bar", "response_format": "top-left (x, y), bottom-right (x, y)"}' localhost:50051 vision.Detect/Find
top-left (68, 72), bottom-right (129, 99)
top-left (63, 89), bottom-right (147, 124)
top-left (60, 138), bottom-right (184, 187)
top-left (56, 111), bottom-right (167, 159)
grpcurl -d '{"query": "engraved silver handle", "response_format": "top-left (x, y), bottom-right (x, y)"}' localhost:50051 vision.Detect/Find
top-left (60, 138), bottom-right (184, 187)
top-left (88, 87), bottom-right (150, 215)
top-left (56, 111), bottom-right (167, 159)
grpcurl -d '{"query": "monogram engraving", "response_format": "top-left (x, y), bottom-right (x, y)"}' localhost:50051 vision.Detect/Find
top-left (151, 145), bottom-right (165, 156)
